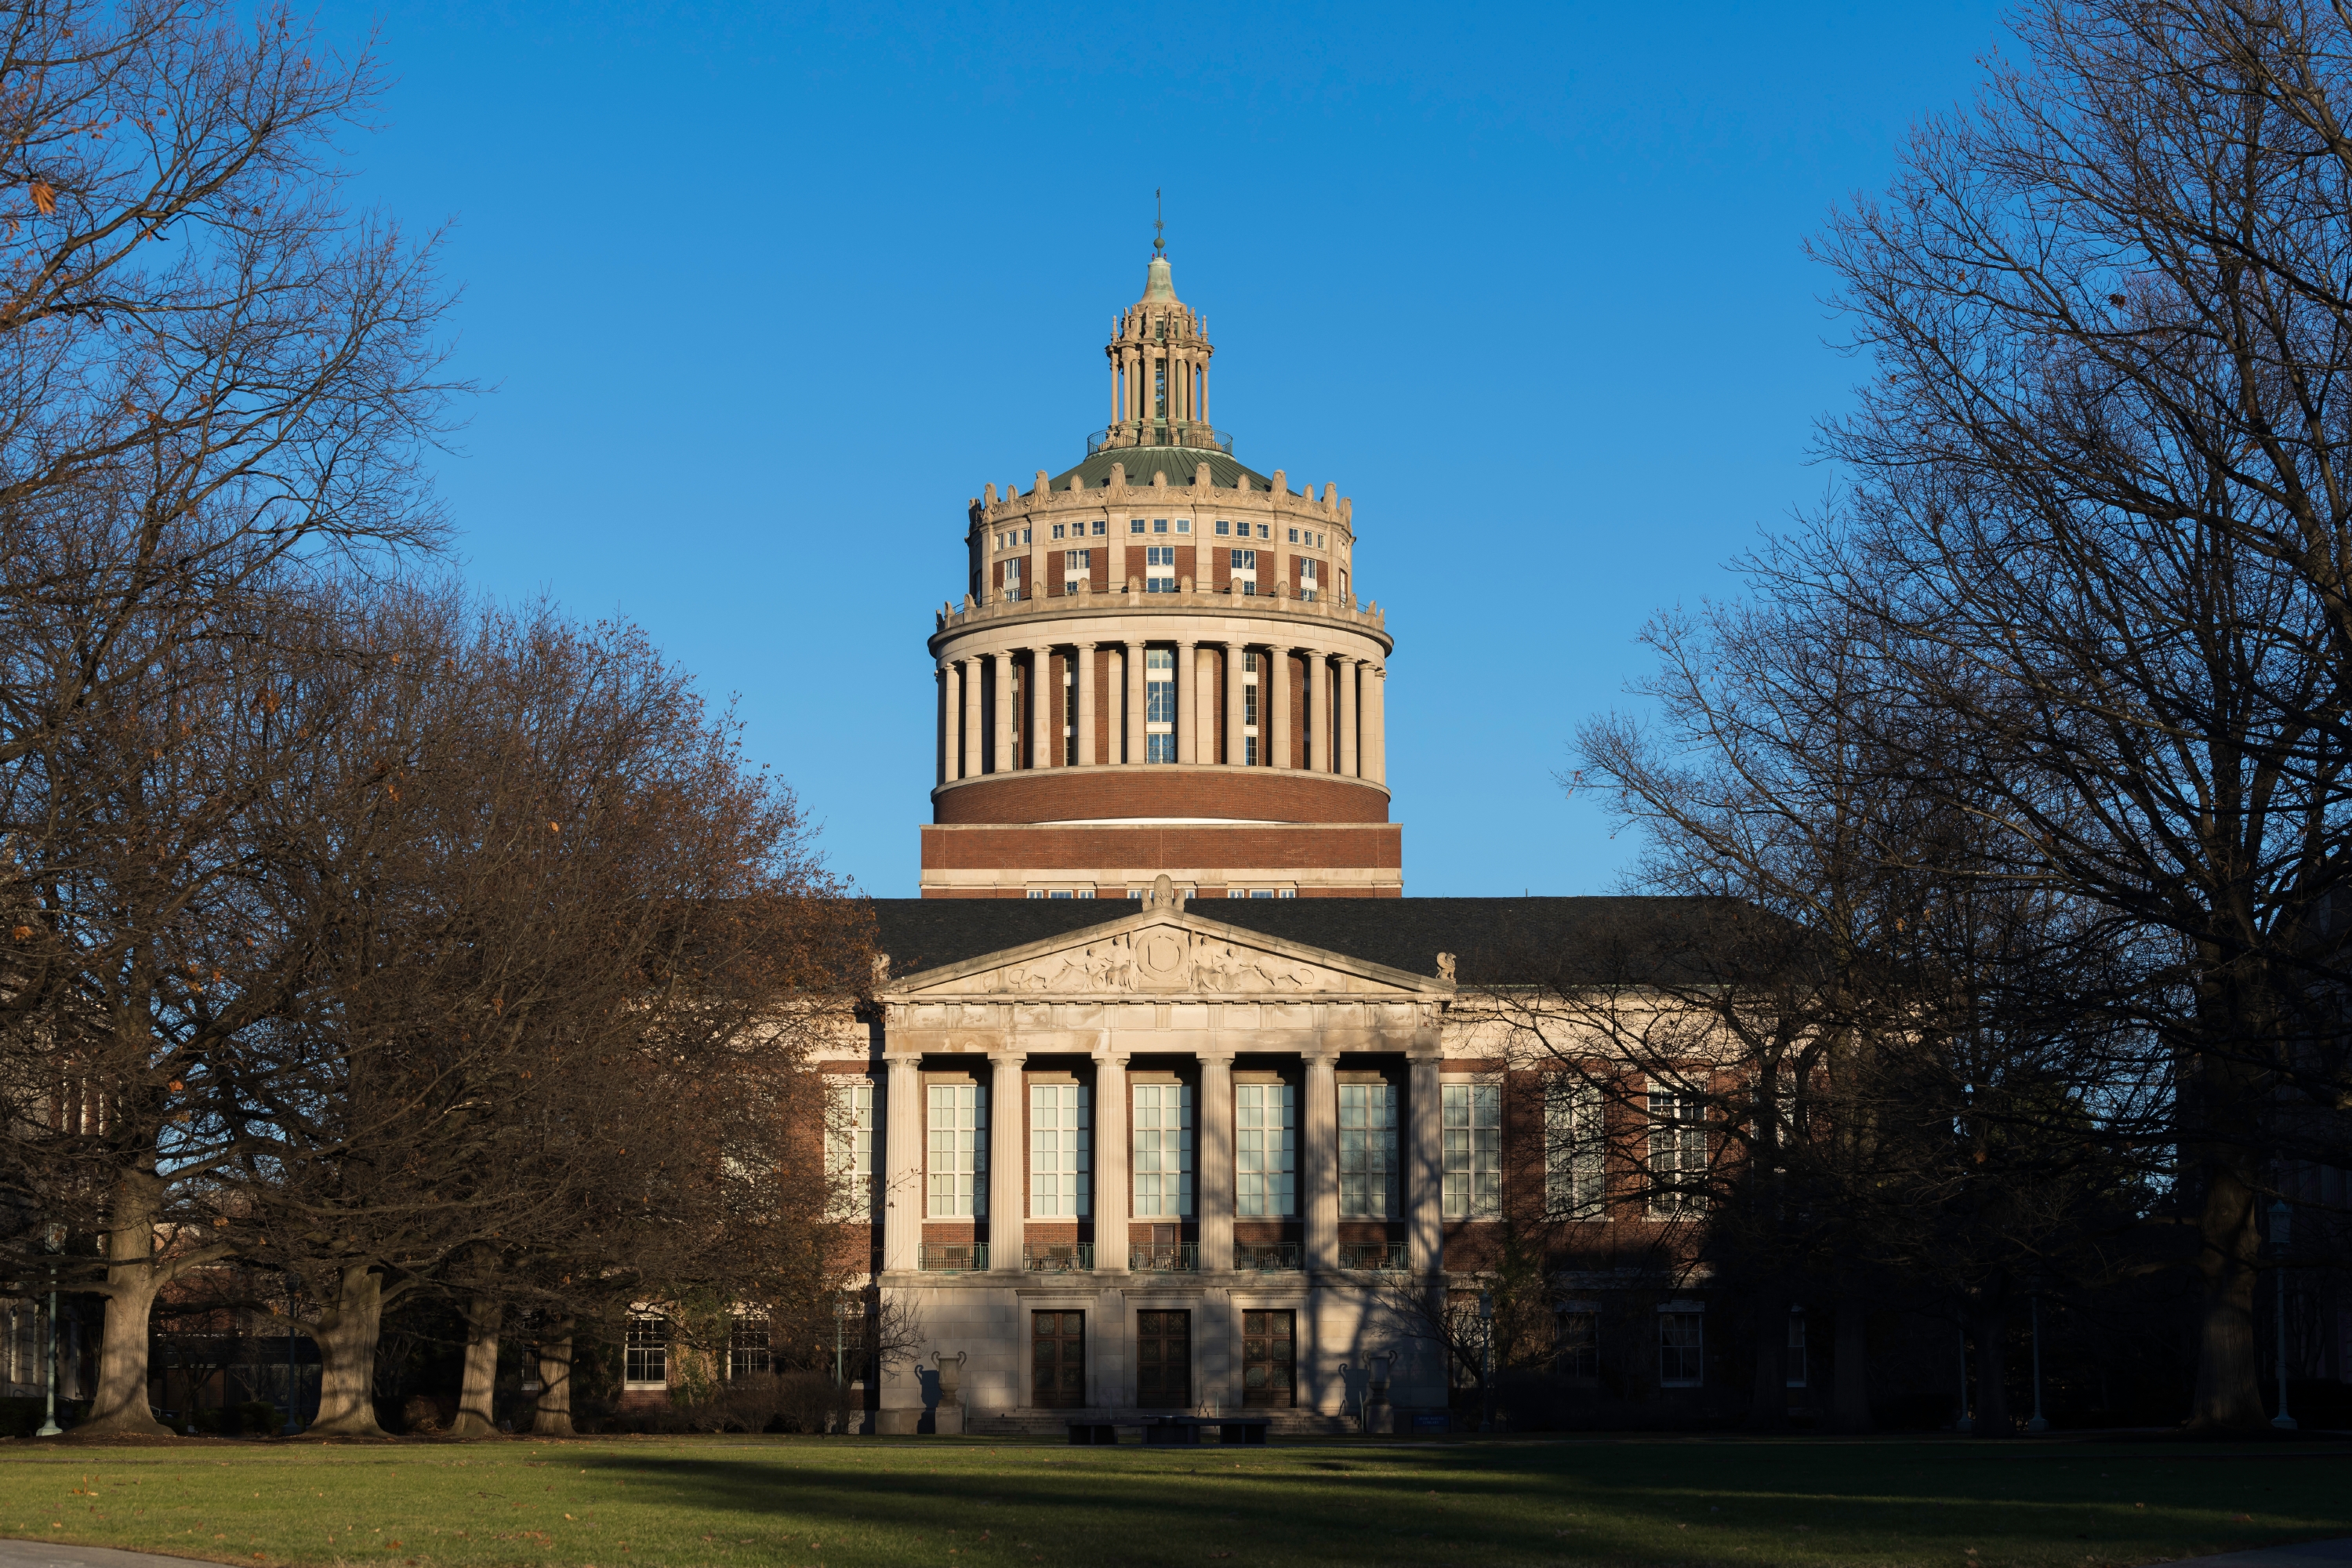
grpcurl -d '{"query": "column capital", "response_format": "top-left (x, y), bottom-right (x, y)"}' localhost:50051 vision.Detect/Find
top-left (1196, 1047), bottom-right (1237, 1065)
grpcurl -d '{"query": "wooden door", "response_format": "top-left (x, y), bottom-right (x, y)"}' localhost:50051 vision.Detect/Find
top-left (1031, 1311), bottom-right (1086, 1409)
top-left (1135, 1309), bottom-right (1191, 1407)
top-left (1242, 1309), bottom-right (1295, 1407)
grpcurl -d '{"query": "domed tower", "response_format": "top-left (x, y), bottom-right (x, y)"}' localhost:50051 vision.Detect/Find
top-left (920, 245), bottom-right (1399, 898)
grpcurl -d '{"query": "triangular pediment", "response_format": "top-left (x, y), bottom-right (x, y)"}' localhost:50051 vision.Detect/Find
top-left (885, 907), bottom-right (1447, 1002)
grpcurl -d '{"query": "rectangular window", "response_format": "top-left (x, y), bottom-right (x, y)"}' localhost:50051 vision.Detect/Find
top-left (1092, 519), bottom-right (1106, 535)
top-left (1556, 1310), bottom-right (1599, 1381)
top-left (1152, 517), bottom-right (1169, 533)
top-left (1063, 548), bottom-right (1091, 594)
top-left (1030, 1083), bottom-right (1091, 1219)
top-left (1051, 523), bottom-right (1065, 539)
top-left (728, 1319), bottom-right (770, 1381)
top-left (1175, 517), bottom-right (1190, 532)
top-left (1002, 557), bottom-right (1021, 602)
top-left (1660, 1312), bottom-right (1704, 1386)
top-left (1299, 557), bottom-right (1319, 602)
top-left (1154, 358), bottom-right (1167, 418)
top-left (1229, 547), bottom-right (1257, 597)
top-left (1132, 1082), bottom-right (1194, 1218)
top-left (1545, 1076), bottom-right (1605, 1220)
top-left (1338, 1082), bottom-right (1399, 1218)
top-left (1214, 520), bottom-right (1231, 535)
top-left (624, 1316), bottom-right (668, 1387)
top-left (1442, 1082), bottom-right (1502, 1219)
top-left (927, 1082), bottom-right (986, 1218)
top-left (1236, 1083), bottom-right (1296, 1218)
top-left (1787, 1312), bottom-right (1807, 1388)
top-left (1646, 1091), bottom-right (1707, 1218)
top-left (826, 1080), bottom-right (878, 1221)
top-left (1145, 544), bottom-right (1176, 593)
top-left (1287, 527), bottom-right (1298, 543)
top-left (1145, 645), bottom-right (1175, 763)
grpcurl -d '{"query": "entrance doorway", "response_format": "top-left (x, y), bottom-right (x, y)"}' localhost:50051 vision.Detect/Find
top-left (1136, 1309), bottom-right (1191, 1407)
top-left (1242, 1309), bottom-right (1295, 1407)
top-left (1032, 1311), bottom-right (1085, 1408)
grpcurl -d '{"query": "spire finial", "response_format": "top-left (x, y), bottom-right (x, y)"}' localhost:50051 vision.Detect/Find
top-left (1153, 187), bottom-right (1164, 256)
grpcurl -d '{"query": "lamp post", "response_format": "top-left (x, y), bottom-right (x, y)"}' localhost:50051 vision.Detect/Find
top-left (2270, 1200), bottom-right (2296, 1432)
top-left (36, 1223), bottom-right (63, 1438)
top-left (281, 1273), bottom-right (303, 1436)
top-left (2026, 1294), bottom-right (2048, 1434)
top-left (1477, 1290), bottom-right (1495, 1435)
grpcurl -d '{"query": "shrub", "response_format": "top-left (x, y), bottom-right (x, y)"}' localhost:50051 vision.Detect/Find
top-left (673, 1372), bottom-right (851, 1436)
top-left (401, 1394), bottom-right (445, 1434)
top-left (238, 1400), bottom-right (281, 1435)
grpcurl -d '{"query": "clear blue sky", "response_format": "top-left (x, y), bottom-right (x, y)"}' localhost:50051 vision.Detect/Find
top-left (317, 1), bottom-right (2008, 897)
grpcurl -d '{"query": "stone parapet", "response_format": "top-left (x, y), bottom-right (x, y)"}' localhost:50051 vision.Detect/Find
top-left (931, 764), bottom-right (1388, 826)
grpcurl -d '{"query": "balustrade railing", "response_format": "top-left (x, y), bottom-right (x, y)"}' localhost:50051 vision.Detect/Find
top-left (1022, 1243), bottom-right (1094, 1273)
top-left (916, 1242), bottom-right (989, 1272)
top-left (1232, 1243), bottom-right (1301, 1272)
top-left (1084, 424), bottom-right (1234, 458)
top-left (1338, 1242), bottom-right (1407, 1272)
top-left (1130, 1242), bottom-right (1199, 1272)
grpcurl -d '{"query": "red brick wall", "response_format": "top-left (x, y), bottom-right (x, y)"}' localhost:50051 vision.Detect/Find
top-left (920, 821), bottom-right (1402, 873)
top-left (1176, 543), bottom-right (1196, 587)
top-left (1124, 543), bottom-right (1145, 590)
top-left (934, 767), bottom-right (1388, 824)
top-left (1211, 546), bottom-right (1231, 592)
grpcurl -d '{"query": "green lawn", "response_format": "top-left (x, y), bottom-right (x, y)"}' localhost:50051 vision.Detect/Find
top-left (2, 1434), bottom-right (2347, 1568)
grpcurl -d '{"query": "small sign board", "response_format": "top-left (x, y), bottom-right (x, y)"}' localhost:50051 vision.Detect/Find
top-left (1410, 1414), bottom-right (1450, 1435)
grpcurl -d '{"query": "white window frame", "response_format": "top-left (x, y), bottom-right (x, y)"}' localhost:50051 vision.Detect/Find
top-left (1646, 1088), bottom-right (1707, 1219)
top-left (1659, 1308), bottom-right (1704, 1387)
top-left (1236, 1082), bottom-right (1296, 1218)
top-left (1229, 547), bottom-right (1258, 596)
top-left (1132, 1081), bottom-right (1194, 1218)
top-left (927, 1081), bottom-right (987, 1218)
top-left (1030, 1082), bottom-right (1091, 1219)
top-left (1299, 557), bottom-right (1319, 602)
top-left (1338, 1081), bottom-right (1399, 1218)
top-left (826, 1079), bottom-right (878, 1221)
top-left (1145, 543), bottom-right (1176, 593)
top-left (624, 1315), bottom-right (669, 1388)
top-left (1145, 646), bottom-right (1175, 761)
top-left (1441, 1080), bottom-right (1501, 1220)
top-left (1556, 1303), bottom-right (1600, 1381)
top-left (1545, 1075), bottom-right (1606, 1221)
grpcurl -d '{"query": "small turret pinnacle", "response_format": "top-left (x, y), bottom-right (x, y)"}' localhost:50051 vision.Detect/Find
top-left (1154, 187), bottom-right (1165, 257)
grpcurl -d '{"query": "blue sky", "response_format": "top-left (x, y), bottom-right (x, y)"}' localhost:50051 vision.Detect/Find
top-left (317, 1), bottom-right (2009, 897)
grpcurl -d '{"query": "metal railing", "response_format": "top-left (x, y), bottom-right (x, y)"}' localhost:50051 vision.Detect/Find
top-left (1084, 424), bottom-right (1235, 458)
top-left (1022, 1243), bottom-right (1094, 1273)
top-left (916, 1242), bottom-right (989, 1272)
top-left (1130, 1242), bottom-right (1199, 1272)
top-left (1232, 1243), bottom-right (1301, 1272)
top-left (1338, 1243), bottom-right (1407, 1272)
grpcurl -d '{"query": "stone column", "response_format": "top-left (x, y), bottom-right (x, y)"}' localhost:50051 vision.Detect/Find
top-left (1367, 664), bottom-right (1386, 785)
top-left (1175, 640), bottom-right (1198, 764)
top-left (1093, 1052), bottom-right (1129, 1275)
top-left (1040, 648), bottom-right (1058, 771)
top-left (989, 1053), bottom-right (1025, 1270)
top-left (1075, 642), bottom-right (1098, 767)
top-left (1308, 654), bottom-right (1330, 774)
top-left (1269, 648), bottom-right (1292, 770)
top-left (1303, 1051), bottom-right (1338, 1273)
top-left (1224, 641), bottom-right (1247, 768)
top-left (1125, 641), bottom-right (1146, 764)
top-left (1338, 657), bottom-right (1359, 779)
top-left (882, 1055), bottom-right (920, 1273)
top-left (960, 658), bottom-right (982, 780)
top-left (935, 666), bottom-right (950, 787)
top-left (1200, 1051), bottom-right (1236, 1274)
top-left (1407, 1054), bottom-right (1442, 1277)
top-left (993, 655), bottom-right (1014, 775)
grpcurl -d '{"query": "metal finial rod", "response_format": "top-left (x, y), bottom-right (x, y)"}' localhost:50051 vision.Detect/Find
top-left (1154, 187), bottom-right (1165, 256)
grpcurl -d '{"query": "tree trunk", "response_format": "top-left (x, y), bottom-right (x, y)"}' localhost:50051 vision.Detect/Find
top-left (1831, 1297), bottom-right (1872, 1432)
top-left (449, 1298), bottom-right (502, 1439)
top-left (1971, 1283), bottom-right (2014, 1439)
top-left (306, 1265), bottom-right (389, 1438)
top-left (72, 1167), bottom-right (172, 1438)
top-left (2187, 1156), bottom-right (2270, 1432)
top-left (1746, 1301), bottom-right (1788, 1431)
top-left (532, 1319), bottom-right (575, 1437)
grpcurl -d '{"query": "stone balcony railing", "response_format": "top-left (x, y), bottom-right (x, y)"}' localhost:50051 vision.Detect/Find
top-left (935, 579), bottom-right (1386, 638)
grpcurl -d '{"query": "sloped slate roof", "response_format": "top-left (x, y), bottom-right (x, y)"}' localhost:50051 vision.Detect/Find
top-left (867, 895), bottom-right (1738, 987)
top-left (1047, 445), bottom-right (1274, 493)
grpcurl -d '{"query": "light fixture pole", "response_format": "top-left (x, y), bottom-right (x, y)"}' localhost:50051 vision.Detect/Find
top-left (36, 1223), bottom-right (64, 1437)
top-left (2270, 1200), bottom-right (2296, 1432)
top-left (281, 1273), bottom-right (303, 1436)
top-left (2026, 1294), bottom-right (2048, 1434)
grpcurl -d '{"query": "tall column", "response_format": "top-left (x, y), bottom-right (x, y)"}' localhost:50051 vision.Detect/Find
top-left (1269, 648), bottom-right (1292, 770)
top-left (1176, 640), bottom-right (1199, 764)
top-left (1224, 641), bottom-right (1247, 768)
top-left (960, 658), bottom-right (982, 780)
top-left (1308, 654), bottom-right (1330, 773)
top-left (1407, 1055), bottom-right (1442, 1277)
top-left (1125, 641), bottom-right (1146, 764)
top-left (993, 654), bottom-right (1014, 775)
top-left (1202, 361), bottom-right (1209, 424)
top-left (935, 666), bottom-right (950, 786)
top-left (1200, 1051), bottom-right (1236, 1273)
top-left (1109, 359), bottom-right (1118, 423)
top-left (882, 1055), bottom-right (920, 1273)
top-left (1303, 1052), bottom-right (1338, 1273)
top-left (1040, 648), bottom-right (1058, 771)
top-left (1094, 1052), bottom-right (1129, 1273)
top-left (1076, 642), bottom-right (1098, 766)
top-left (989, 1053), bottom-right (1025, 1270)
top-left (1338, 658), bottom-right (1359, 779)
top-left (1367, 664), bottom-right (1386, 784)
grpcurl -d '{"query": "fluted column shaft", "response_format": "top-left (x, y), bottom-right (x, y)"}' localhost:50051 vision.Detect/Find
top-left (1308, 655), bottom-right (1330, 773)
top-left (993, 655), bottom-right (1014, 775)
top-left (1223, 641), bottom-right (1247, 767)
top-left (960, 659), bottom-right (982, 780)
top-left (882, 1055), bottom-right (920, 1272)
top-left (1027, 649), bottom-right (1050, 768)
top-left (1075, 643), bottom-right (1097, 767)
top-left (1338, 658), bottom-right (1359, 779)
top-left (935, 667), bottom-right (950, 787)
top-left (1200, 1052), bottom-right (1236, 1272)
top-left (1304, 1052), bottom-right (1338, 1273)
top-left (1094, 1053), bottom-right (1129, 1274)
top-left (1407, 1056), bottom-right (1443, 1276)
top-left (989, 1054), bottom-right (1024, 1268)
top-left (1125, 641), bottom-right (1146, 764)
top-left (1270, 648), bottom-right (1292, 769)
top-left (1176, 641), bottom-right (1198, 764)
top-left (1367, 665), bottom-right (1386, 784)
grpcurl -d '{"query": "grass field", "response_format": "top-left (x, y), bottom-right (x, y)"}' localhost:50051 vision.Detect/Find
top-left (2, 1434), bottom-right (2347, 1568)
